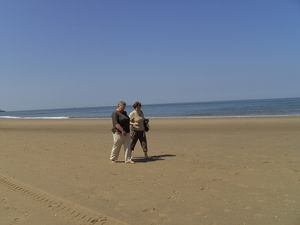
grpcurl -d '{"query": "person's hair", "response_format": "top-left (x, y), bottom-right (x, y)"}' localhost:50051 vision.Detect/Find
top-left (133, 101), bottom-right (142, 108)
top-left (118, 101), bottom-right (126, 107)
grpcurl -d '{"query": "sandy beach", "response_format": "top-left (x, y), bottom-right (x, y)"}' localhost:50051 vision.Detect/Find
top-left (0, 117), bottom-right (299, 225)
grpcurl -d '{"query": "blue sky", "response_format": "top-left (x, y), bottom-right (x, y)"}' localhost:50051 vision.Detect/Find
top-left (1, 0), bottom-right (299, 111)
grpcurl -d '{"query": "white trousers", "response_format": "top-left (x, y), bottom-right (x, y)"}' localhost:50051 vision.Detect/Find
top-left (110, 132), bottom-right (131, 163)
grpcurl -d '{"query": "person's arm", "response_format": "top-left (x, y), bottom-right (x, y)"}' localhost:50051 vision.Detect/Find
top-left (130, 121), bottom-right (138, 126)
top-left (115, 123), bottom-right (126, 135)
top-left (141, 111), bottom-right (149, 123)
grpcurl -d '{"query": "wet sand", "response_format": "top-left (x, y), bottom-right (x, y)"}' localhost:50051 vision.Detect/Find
top-left (0, 117), bottom-right (300, 225)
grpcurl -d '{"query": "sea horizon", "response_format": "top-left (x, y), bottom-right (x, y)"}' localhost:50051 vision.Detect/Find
top-left (1, 97), bottom-right (299, 119)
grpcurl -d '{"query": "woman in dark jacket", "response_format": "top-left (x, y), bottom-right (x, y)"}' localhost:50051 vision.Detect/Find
top-left (110, 101), bottom-right (135, 164)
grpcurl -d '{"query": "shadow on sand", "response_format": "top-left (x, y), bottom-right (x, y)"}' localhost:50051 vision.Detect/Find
top-left (133, 154), bottom-right (176, 163)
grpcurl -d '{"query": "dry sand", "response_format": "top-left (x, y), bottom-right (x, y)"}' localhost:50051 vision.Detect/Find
top-left (0, 117), bottom-right (299, 225)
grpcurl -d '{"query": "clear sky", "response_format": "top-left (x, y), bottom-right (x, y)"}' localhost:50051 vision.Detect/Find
top-left (1, 0), bottom-right (299, 111)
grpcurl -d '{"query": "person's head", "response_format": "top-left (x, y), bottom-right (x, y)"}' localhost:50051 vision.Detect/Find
top-left (133, 101), bottom-right (142, 110)
top-left (117, 101), bottom-right (126, 111)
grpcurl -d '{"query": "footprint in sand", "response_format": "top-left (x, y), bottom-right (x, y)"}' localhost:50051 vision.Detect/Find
top-left (167, 195), bottom-right (179, 199)
top-left (142, 207), bottom-right (156, 212)
top-left (213, 178), bottom-right (223, 181)
top-left (200, 187), bottom-right (210, 190)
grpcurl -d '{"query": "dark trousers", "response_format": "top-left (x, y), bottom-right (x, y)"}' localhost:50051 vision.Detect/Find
top-left (130, 130), bottom-right (148, 152)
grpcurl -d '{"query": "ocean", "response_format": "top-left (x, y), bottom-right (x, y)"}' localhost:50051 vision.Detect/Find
top-left (1, 97), bottom-right (299, 119)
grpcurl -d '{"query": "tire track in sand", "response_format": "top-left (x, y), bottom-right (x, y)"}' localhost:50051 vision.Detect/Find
top-left (0, 173), bottom-right (129, 225)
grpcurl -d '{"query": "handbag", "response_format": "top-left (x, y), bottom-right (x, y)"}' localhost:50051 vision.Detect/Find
top-left (144, 119), bottom-right (149, 132)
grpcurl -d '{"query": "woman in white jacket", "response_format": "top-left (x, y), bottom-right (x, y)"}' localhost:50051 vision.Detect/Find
top-left (129, 101), bottom-right (150, 159)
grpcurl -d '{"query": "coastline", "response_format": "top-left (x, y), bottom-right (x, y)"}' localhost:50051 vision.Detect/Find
top-left (1, 117), bottom-right (300, 224)
top-left (1, 114), bottom-right (300, 120)
top-left (2, 97), bottom-right (299, 119)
